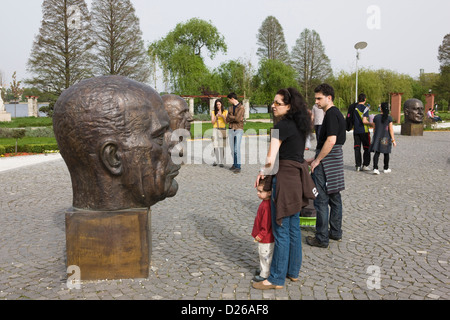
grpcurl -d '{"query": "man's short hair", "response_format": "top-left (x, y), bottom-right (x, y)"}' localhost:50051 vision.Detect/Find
top-left (314, 83), bottom-right (335, 101)
top-left (358, 93), bottom-right (366, 103)
top-left (227, 92), bottom-right (238, 100)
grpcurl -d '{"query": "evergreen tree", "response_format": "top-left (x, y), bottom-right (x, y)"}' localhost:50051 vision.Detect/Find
top-left (291, 28), bottom-right (332, 104)
top-left (91, 0), bottom-right (150, 83)
top-left (438, 33), bottom-right (450, 68)
top-left (256, 16), bottom-right (290, 64)
top-left (27, 0), bottom-right (95, 95)
top-left (435, 34), bottom-right (450, 106)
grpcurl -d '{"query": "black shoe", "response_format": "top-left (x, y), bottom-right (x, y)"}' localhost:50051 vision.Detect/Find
top-left (213, 162), bottom-right (217, 167)
top-left (252, 275), bottom-right (266, 282)
top-left (306, 236), bottom-right (328, 248)
top-left (233, 168), bottom-right (241, 174)
top-left (219, 164), bottom-right (224, 168)
top-left (329, 233), bottom-right (342, 242)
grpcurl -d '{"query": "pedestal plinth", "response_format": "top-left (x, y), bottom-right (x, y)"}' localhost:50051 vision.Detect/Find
top-left (401, 123), bottom-right (423, 136)
top-left (0, 111), bottom-right (11, 122)
top-left (65, 208), bottom-right (151, 280)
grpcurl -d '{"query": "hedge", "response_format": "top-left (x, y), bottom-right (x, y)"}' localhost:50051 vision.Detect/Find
top-left (0, 144), bottom-right (59, 155)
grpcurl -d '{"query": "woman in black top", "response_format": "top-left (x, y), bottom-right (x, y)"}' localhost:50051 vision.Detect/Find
top-left (253, 88), bottom-right (312, 290)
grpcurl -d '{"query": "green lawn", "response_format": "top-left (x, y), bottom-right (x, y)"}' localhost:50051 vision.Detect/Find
top-left (0, 137), bottom-right (57, 146)
top-left (0, 117), bottom-right (53, 128)
top-left (190, 121), bottom-right (273, 139)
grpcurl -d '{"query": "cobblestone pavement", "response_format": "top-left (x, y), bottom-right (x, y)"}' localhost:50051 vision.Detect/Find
top-left (0, 131), bottom-right (449, 301)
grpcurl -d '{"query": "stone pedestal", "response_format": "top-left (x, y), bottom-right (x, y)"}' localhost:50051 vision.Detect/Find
top-left (0, 111), bottom-right (11, 122)
top-left (401, 123), bottom-right (423, 136)
top-left (425, 94), bottom-right (435, 113)
top-left (65, 208), bottom-right (151, 280)
top-left (243, 99), bottom-right (250, 120)
top-left (390, 92), bottom-right (403, 124)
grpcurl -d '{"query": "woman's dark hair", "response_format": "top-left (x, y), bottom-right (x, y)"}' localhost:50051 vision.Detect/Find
top-left (214, 99), bottom-right (223, 116)
top-left (276, 88), bottom-right (311, 136)
top-left (381, 102), bottom-right (389, 122)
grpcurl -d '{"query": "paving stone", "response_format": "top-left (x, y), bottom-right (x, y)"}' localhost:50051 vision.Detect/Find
top-left (0, 132), bottom-right (449, 301)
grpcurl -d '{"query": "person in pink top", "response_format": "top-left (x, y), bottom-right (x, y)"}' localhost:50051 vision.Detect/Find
top-left (252, 177), bottom-right (274, 282)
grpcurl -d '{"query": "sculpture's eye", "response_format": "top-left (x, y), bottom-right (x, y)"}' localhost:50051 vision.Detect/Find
top-left (154, 135), bottom-right (164, 146)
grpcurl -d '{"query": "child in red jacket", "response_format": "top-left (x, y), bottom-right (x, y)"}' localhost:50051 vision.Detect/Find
top-left (252, 178), bottom-right (275, 282)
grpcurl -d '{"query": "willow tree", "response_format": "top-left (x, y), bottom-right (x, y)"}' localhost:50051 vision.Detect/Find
top-left (149, 18), bottom-right (227, 94)
top-left (27, 0), bottom-right (95, 95)
top-left (91, 0), bottom-right (150, 82)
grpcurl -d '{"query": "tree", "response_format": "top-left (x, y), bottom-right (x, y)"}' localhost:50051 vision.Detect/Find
top-left (435, 34), bottom-right (450, 107)
top-left (438, 33), bottom-right (450, 68)
top-left (10, 72), bottom-right (24, 118)
top-left (291, 28), bottom-right (333, 104)
top-left (169, 18), bottom-right (227, 59)
top-left (91, 0), bottom-right (150, 83)
top-left (27, 0), bottom-right (95, 95)
top-left (256, 16), bottom-right (290, 64)
top-left (252, 59), bottom-right (298, 106)
top-left (332, 68), bottom-right (416, 110)
top-left (149, 18), bottom-right (227, 94)
top-left (214, 58), bottom-right (255, 97)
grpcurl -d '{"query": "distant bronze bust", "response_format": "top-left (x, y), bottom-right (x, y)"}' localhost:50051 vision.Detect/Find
top-left (162, 94), bottom-right (193, 160)
top-left (404, 99), bottom-right (424, 124)
top-left (162, 94), bottom-right (194, 132)
top-left (53, 76), bottom-right (181, 211)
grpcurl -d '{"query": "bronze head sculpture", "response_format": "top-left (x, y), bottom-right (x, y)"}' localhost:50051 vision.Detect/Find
top-left (53, 76), bottom-right (181, 211)
top-left (404, 99), bottom-right (424, 124)
top-left (162, 94), bottom-right (194, 132)
top-left (162, 94), bottom-right (193, 160)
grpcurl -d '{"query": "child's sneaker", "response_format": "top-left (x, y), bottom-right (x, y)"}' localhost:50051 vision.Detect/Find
top-left (384, 169), bottom-right (392, 173)
top-left (373, 169), bottom-right (380, 175)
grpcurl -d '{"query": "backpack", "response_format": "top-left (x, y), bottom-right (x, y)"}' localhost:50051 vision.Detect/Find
top-left (346, 102), bottom-right (358, 131)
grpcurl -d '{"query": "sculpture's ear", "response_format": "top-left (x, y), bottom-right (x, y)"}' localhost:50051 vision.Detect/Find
top-left (100, 142), bottom-right (123, 176)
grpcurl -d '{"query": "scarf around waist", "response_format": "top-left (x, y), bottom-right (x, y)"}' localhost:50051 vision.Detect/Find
top-left (316, 144), bottom-right (345, 194)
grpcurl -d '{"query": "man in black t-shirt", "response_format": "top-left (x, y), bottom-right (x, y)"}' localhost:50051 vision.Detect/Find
top-left (306, 84), bottom-right (346, 248)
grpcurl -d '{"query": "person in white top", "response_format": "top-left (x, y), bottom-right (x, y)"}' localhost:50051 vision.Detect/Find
top-left (311, 103), bottom-right (324, 141)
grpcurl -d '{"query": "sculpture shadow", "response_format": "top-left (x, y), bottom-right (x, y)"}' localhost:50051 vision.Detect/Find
top-left (190, 212), bottom-right (258, 273)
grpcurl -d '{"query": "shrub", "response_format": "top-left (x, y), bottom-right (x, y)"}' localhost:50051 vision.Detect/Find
top-left (0, 143), bottom-right (59, 155)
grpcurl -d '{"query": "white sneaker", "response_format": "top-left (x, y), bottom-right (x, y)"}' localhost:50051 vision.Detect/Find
top-left (373, 169), bottom-right (380, 175)
top-left (384, 169), bottom-right (392, 173)
top-left (362, 166), bottom-right (371, 171)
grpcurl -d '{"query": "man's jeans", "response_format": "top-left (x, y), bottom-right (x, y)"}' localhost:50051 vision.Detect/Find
top-left (311, 163), bottom-right (343, 245)
top-left (268, 178), bottom-right (302, 286)
top-left (228, 129), bottom-right (243, 169)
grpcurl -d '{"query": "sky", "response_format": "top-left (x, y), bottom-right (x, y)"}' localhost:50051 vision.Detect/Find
top-left (0, 0), bottom-right (449, 90)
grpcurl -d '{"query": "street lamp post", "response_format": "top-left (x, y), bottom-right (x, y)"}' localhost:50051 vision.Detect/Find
top-left (354, 41), bottom-right (368, 103)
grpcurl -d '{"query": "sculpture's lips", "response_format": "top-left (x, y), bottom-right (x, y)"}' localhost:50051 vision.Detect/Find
top-left (167, 165), bottom-right (181, 178)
